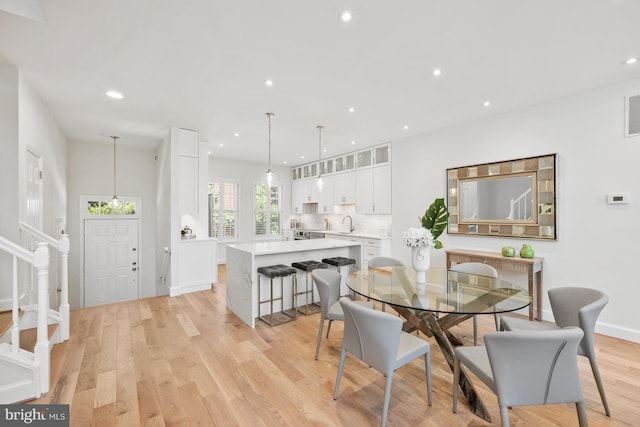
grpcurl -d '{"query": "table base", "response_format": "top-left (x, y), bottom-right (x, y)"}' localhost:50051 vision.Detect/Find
top-left (392, 305), bottom-right (492, 422)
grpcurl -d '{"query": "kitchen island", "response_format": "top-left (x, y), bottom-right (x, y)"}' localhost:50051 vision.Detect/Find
top-left (226, 239), bottom-right (362, 328)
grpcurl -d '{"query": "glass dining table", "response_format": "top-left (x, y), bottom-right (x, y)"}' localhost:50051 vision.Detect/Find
top-left (346, 265), bottom-right (531, 422)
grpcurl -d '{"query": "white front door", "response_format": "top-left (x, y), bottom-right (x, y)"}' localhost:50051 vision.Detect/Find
top-left (84, 219), bottom-right (139, 306)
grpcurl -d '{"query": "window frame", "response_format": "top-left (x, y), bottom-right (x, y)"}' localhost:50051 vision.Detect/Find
top-left (208, 178), bottom-right (240, 242)
top-left (253, 182), bottom-right (282, 240)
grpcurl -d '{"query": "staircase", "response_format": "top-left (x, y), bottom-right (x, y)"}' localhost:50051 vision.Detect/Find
top-left (0, 223), bottom-right (70, 403)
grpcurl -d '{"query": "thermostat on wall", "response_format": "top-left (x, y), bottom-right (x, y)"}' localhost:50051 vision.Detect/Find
top-left (607, 193), bottom-right (630, 204)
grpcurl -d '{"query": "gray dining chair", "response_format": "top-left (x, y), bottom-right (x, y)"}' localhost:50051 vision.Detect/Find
top-left (368, 256), bottom-right (404, 312)
top-left (334, 297), bottom-right (432, 427)
top-left (453, 328), bottom-right (588, 427)
top-left (313, 269), bottom-right (374, 360)
top-left (445, 262), bottom-right (499, 345)
top-left (501, 286), bottom-right (610, 416)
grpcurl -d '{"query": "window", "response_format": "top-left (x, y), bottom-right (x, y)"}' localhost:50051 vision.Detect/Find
top-left (208, 180), bottom-right (239, 240)
top-left (254, 183), bottom-right (281, 238)
top-left (86, 200), bottom-right (136, 215)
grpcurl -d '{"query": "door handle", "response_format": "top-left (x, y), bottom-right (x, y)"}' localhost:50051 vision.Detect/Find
top-left (132, 267), bottom-right (137, 271)
top-left (132, 262), bottom-right (137, 265)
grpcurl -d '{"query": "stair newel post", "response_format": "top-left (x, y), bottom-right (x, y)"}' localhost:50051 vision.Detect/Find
top-left (59, 234), bottom-right (70, 341)
top-left (33, 241), bottom-right (50, 394)
top-left (11, 255), bottom-right (20, 354)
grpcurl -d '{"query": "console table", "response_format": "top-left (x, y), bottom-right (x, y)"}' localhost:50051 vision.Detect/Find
top-left (446, 249), bottom-right (543, 320)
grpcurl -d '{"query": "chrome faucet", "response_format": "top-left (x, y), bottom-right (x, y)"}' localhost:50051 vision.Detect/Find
top-left (342, 215), bottom-right (354, 233)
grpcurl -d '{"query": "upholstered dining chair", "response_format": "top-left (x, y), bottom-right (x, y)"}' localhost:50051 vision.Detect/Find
top-left (453, 328), bottom-right (588, 427)
top-left (334, 297), bottom-right (432, 427)
top-left (368, 256), bottom-right (404, 312)
top-left (501, 286), bottom-right (610, 416)
top-left (313, 269), bottom-right (374, 360)
top-left (446, 262), bottom-right (499, 345)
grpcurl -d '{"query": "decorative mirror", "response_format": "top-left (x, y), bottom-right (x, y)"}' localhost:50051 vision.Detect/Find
top-left (447, 154), bottom-right (557, 240)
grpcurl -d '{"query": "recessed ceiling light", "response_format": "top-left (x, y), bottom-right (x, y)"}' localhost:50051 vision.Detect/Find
top-left (234, 132), bottom-right (239, 137)
top-left (351, 140), bottom-right (356, 145)
top-left (403, 125), bottom-right (409, 130)
top-left (265, 79), bottom-right (274, 86)
top-left (348, 107), bottom-right (355, 112)
top-left (106, 90), bottom-right (123, 99)
top-left (323, 149), bottom-right (327, 153)
top-left (432, 69), bottom-right (442, 77)
top-left (283, 160), bottom-right (288, 165)
top-left (483, 101), bottom-right (491, 107)
top-left (207, 151), bottom-right (212, 155)
top-left (219, 143), bottom-right (224, 147)
top-left (301, 155), bottom-right (305, 159)
top-left (340, 11), bottom-right (352, 22)
top-left (626, 57), bottom-right (638, 65)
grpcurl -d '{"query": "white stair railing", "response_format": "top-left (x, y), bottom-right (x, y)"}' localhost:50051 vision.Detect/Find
top-left (506, 188), bottom-right (533, 220)
top-left (19, 221), bottom-right (69, 341)
top-left (0, 236), bottom-right (50, 394)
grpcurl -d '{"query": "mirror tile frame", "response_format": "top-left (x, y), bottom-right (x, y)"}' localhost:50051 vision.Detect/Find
top-left (447, 153), bottom-right (557, 240)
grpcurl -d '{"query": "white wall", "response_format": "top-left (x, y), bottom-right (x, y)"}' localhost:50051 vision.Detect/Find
top-left (156, 132), bottom-right (171, 295)
top-left (392, 78), bottom-right (640, 342)
top-left (0, 64), bottom-right (67, 309)
top-left (0, 63), bottom-right (20, 307)
top-left (18, 75), bottom-right (67, 307)
top-left (208, 156), bottom-right (291, 262)
top-left (66, 140), bottom-right (158, 308)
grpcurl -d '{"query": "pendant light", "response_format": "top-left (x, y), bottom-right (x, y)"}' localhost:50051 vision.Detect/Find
top-left (316, 125), bottom-right (324, 191)
top-left (110, 135), bottom-right (121, 208)
top-left (264, 112), bottom-right (276, 186)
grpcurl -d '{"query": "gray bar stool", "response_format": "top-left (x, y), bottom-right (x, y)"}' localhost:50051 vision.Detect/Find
top-left (257, 264), bottom-right (298, 326)
top-left (292, 260), bottom-right (328, 315)
top-left (322, 257), bottom-right (356, 296)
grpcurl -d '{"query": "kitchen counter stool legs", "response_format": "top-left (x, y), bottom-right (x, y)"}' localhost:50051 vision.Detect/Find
top-left (257, 264), bottom-right (298, 326)
top-left (292, 261), bottom-right (329, 315)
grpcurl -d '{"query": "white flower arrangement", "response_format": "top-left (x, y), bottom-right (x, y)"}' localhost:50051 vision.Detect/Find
top-left (402, 227), bottom-right (435, 248)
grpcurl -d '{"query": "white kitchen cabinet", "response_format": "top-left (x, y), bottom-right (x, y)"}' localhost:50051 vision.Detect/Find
top-left (178, 128), bottom-right (199, 214)
top-left (334, 171), bottom-right (356, 204)
top-left (325, 233), bottom-right (392, 270)
top-left (356, 148), bottom-right (373, 169)
top-left (374, 143), bottom-right (391, 166)
top-left (362, 237), bottom-right (392, 270)
top-left (356, 164), bottom-right (391, 214)
top-left (171, 238), bottom-right (218, 296)
top-left (292, 180), bottom-right (304, 213)
top-left (317, 174), bottom-right (334, 214)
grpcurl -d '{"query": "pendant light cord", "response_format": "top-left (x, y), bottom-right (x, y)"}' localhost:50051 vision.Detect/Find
top-left (266, 112), bottom-right (274, 172)
top-left (317, 125), bottom-right (324, 169)
top-left (111, 135), bottom-right (119, 201)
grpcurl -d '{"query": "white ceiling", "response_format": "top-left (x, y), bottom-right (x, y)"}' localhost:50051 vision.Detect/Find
top-left (1, 0), bottom-right (640, 166)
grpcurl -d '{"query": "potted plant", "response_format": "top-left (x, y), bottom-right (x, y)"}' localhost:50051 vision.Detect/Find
top-left (403, 198), bottom-right (449, 282)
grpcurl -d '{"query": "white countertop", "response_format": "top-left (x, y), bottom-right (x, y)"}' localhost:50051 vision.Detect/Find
top-left (228, 238), bottom-right (361, 255)
top-left (323, 231), bottom-right (391, 240)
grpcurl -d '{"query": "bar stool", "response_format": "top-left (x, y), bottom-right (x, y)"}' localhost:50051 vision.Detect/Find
top-left (292, 260), bottom-right (328, 315)
top-left (257, 264), bottom-right (298, 326)
top-left (322, 257), bottom-right (356, 296)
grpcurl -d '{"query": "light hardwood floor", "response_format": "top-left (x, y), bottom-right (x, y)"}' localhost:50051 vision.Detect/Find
top-left (31, 266), bottom-right (640, 426)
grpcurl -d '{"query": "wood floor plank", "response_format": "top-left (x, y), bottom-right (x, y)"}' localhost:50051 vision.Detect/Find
top-left (23, 265), bottom-right (640, 426)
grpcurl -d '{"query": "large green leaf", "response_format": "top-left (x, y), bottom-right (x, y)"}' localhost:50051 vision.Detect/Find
top-left (420, 198), bottom-right (449, 248)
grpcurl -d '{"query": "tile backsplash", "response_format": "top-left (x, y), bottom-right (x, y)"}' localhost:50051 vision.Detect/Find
top-left (289, 205), bottom-right (392, 237)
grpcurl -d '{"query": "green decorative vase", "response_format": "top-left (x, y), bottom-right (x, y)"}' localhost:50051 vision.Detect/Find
top-left (520, 244), bottom-right (535, 258)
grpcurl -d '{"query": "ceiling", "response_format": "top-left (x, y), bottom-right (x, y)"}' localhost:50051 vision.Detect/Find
top-left (1, 0), bottom-right (640, 166)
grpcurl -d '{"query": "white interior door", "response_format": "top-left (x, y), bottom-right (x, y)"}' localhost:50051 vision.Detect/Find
top-left (84, 219), bottom-right (139, 306)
